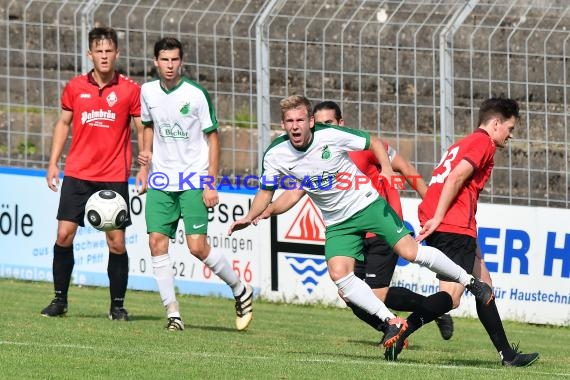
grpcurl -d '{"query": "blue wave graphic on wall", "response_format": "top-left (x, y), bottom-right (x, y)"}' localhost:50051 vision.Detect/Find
top-left (285, 255), bottom-right (328, 294)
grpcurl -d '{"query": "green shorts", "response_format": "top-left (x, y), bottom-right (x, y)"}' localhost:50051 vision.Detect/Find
top-left (145, 189), bottom-right (208, 238)
top-left (325, 197), bottom-right (410, 261)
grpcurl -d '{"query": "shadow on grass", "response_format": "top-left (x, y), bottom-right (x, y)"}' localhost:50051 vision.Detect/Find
top-left (184, 324), bottom-right (242, 333)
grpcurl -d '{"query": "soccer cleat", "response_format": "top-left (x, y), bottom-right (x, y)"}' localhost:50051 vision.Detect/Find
top-left (384, 335), bottom-right (408, 361)
top-left (434, 313), bottom-right (454, 340)
top-left (234, 284), bottom-right (253, 331)
top-left (40, 299), bottom-right (68, 317)
top-left (380, 316), bottom-right (407, 348)
top-left (166, 317), bottom-right (184, 331)
top-left (501, 343), bottom-right (539, 367)
top-left (466, 277), bottom-right (495, 305)
top-left (108, 306), bottom-right (130, 321)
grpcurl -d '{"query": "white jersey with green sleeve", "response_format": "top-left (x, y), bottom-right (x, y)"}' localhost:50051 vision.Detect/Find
top-left (261, 123), bottom-right (380, 226)
top-left (141, 76), bottom-right (218, 191)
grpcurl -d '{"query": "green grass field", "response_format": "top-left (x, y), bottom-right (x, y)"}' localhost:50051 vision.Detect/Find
top-left (1, 278), bottom-right (568, 379)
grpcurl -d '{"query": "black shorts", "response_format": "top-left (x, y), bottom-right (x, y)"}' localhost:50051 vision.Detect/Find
top-left (354, 235), bottom-right (398, 289)
top-left (426, 231), bottom-right (477, 281)
top-left (57, 176), bottom-right (131, 228)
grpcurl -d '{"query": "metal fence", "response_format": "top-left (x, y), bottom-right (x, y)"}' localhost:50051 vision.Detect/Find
top-left (1, 0), bottom-right (568, 208)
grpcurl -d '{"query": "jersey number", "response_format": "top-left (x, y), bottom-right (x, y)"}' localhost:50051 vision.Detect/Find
top-left (429, 146), bottom-right (459, 185)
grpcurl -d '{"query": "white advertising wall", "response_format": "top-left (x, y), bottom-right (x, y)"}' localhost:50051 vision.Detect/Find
top-left (262, 191), bottom-right (570, 326)
top-left (1, 168), bottom-right (569, 325)
top-left (0, 167), bottom-right (267, 299)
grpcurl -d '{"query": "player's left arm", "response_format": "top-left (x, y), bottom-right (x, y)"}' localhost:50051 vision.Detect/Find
top-left (391, 153), bottom-right (428, 198)
top-left (133, 116), bottom-right (144, 153)
top-left (135, 123), bottom-right (153, 194)
top-left (416, 159), bottom-right (473, 241)
top-left (203, 130), bottom-right (220, 208)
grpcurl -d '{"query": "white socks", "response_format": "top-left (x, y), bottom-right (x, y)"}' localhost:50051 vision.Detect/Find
top-left (335, 272), bottom-right (395, 321)
top-left (414, 245), bottom-right (472, 285)
top-left (203, 248), bottom-right (245, 297)
top-left (152, 254), bottom-right (180, 318)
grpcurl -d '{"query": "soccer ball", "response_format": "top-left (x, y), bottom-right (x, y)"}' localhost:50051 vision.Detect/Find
top-left (85, 190), bottom-right (128, 231)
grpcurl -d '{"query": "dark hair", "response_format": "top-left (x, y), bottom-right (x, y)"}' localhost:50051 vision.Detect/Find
top-left (313, 101), bottom-right (342, 122)
top-left (154, 37), bottom-right (184, 60)
top-left (88, 27), bottom-right (118, 50)
top-left (478, 97), bottom-right (520, 126)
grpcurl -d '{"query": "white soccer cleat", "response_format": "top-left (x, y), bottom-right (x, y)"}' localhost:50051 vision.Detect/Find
top-left (234, 284), bottom-right (253, 331)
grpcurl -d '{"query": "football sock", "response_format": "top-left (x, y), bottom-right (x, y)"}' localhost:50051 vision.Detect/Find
top-left (335, 272), bottom-right (395, 321)
top-left (384, 286), bottom-right (427, 311)
top-left (346, 302), bottom-right (385, 332)
top-left (346, 286), bottom-right (429, 332)
top-left (414, 245), bottom-right (472, 285)
top-left (108, 251), bottom-right (129, 308)
top-left (401, 291), bottom-right (453, 340)
top-left (476, 297), bottom-right (516, 361)
top-left (166, 301), bottom-right (181, 319)
top-left (52, 244), bottom-right (74, 302)
top-left (203, 248), bottom-right (244, 297)
top-left (152, 254), bottom-right (177, 307)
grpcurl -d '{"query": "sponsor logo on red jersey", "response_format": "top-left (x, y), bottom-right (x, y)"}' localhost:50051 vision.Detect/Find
top-left (81, 109), bottom-right (117, 127)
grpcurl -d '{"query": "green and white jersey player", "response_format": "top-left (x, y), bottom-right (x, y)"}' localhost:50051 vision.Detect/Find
top-left (136, 37), bottom-right (253, 332)
top-left (261, 122), bottom-right (378, 225)
top-left (228, 95), bottom-right (494, 350)
top-left (139, 76), bottom-right (216, 191)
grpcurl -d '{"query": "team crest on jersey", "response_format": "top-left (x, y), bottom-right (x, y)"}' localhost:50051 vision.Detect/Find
top-left (321, 145), bottom-right (331, 159)
top-left (180, 102), bottom-right (191, 115)
top-left (106, 91), bottom-right (118, 107)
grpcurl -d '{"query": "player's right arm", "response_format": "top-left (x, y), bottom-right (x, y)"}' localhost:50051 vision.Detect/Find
top-left (369, 136), bottom-right (396, 181)
top-left (137, 123), bottom-right (154, 166)
top-left (416, 158), bottom-right (473, 241)
top-left (252, 189), bottom-right (306, 225)
top-left (228, 189), bottom-right (274, 235)
top-left (46, 109), bottom-right (73, 192)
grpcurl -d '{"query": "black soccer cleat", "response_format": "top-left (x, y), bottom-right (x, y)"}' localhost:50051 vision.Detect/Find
top-left (108, 306), bottom-right (130, 321)
top-left (41, 299), bottom-right (68, 317)
top-left (501, 343), bottom-right (539, 367)
top-left (380, 316), bottom-right (407, 348)
top-left (466, 277), bottom-right (495, 305)
top-left (434, 313), bottom-right (454, 340)
top-left (384, 335), bottom-right (408, 361)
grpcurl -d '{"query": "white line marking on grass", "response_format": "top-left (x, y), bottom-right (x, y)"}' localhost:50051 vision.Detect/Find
top-left (3, 341), bottom-right (567, 378)
top-left (0, 341), bottom-right (95, 350)
top-left (176, 351), bottom-right (570, 378)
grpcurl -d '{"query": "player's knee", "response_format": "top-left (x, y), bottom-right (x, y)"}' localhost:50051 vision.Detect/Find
top-left (449, 292), bottom-right (462, 309)
top-left (55, 231), bottom-right (75, 247)
top-left (107, 239), bottom-right (126, 253)
top-left (329, 268), bottom-right (351, 282)
top-left (188, 236), bottom-right (209, 260)
top-left (148, 233), bottom-right (169, 254)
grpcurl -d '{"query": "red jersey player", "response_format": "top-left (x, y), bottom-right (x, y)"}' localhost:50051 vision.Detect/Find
top-left (41, 27), bottom-right (143, 321)
top-left (386, 98), bottom-right (539, 367)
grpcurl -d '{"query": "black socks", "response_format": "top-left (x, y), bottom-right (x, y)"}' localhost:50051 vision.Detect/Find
top-left (401, 291), bottom-right (453, 340)
top-left (108, 252), bottom-right (129, 308)
top-left (476, 298), bottom-right (516, 361)
top-left (384, 286), bottom-right (427, 312)
top-left (52, 244), bottom-right (74, 302)
top-left (346, 286), bottom-right (431, 332)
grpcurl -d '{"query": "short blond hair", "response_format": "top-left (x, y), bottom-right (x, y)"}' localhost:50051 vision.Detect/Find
top-left (280, 95), bottom-right (312, 121)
